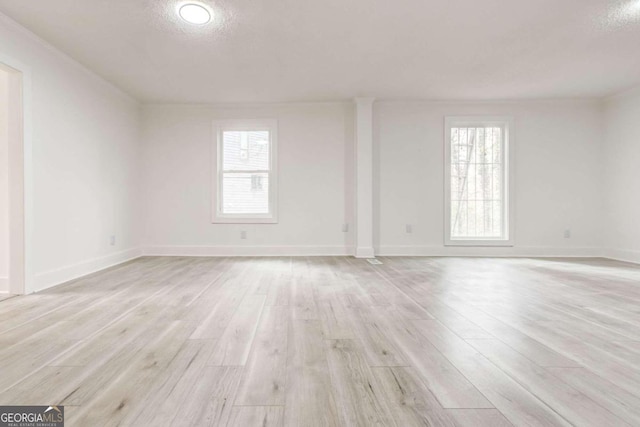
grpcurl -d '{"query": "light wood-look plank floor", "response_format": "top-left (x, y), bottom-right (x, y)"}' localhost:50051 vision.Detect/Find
top-left (1, 256), bottom-right (640, 426)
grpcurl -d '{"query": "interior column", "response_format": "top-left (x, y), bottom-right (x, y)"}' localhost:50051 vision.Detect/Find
top-left (355, 97), bottom-right (375, 258)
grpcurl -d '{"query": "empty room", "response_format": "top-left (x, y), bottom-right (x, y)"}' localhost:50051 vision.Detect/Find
top-left (1, 1), bottom-right (640, 426)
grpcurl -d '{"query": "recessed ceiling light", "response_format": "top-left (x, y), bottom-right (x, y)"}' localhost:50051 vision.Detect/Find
top-left (179, 3), bottom-right (211, 25)
top-left (606, 0), bottom-right (640, 27)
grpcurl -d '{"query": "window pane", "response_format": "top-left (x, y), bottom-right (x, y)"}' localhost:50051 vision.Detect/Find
top-left (222, 172), bottom-right (269, 214)
top-left (223, 131), bottom-right (270, 171)
top-left (450, 125), bottom-right (506, 240)
top-left (493, 200), bottom-right (503, 236)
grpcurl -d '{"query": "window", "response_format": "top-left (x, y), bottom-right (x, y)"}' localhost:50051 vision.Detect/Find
top-left (444, 117), bottom-right (513, 246)
top-left (212, 120), bottom-right (277, 223)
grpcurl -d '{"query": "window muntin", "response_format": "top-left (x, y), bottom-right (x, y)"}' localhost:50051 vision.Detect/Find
top-left (445, 118), bottom-right (512, 246)
top-left (213, 121), bottom-right (277, 223)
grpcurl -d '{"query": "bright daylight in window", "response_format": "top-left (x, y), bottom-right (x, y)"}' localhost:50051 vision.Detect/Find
top-left (213, 121), bottom-right (277, 223)
top-left (445, 118), bottom-right (512, 245)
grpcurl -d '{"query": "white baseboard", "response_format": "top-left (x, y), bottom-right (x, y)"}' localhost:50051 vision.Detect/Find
top-left (33, 247), bottom-right (143, 292)
top-left (143, 245), bottom-right (354, 257)
top-left (376, 245), bottom-right (604, 258)
top-left (0, 276), bottom-right (8, 293)
top-left (143, 244), bottom-right (604, 258)
top-left (603, 248), bottom-right (640, 265)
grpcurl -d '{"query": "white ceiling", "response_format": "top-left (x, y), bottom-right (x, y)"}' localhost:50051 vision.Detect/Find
top-left (1, 0), bottom-right (640, 103)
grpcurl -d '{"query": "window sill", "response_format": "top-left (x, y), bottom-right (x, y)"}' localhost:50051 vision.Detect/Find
top-left (445, 240), bottom-right (514, 247)
top-left (212, 216), bottom-right (278, 224)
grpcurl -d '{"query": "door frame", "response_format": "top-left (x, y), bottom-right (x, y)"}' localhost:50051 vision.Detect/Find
top-left (1, 54), bottom-right (34, 295)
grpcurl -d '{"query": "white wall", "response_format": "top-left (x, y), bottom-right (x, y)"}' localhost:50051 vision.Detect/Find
top-left (141, 103), bottom-right (355, 255)
top-left (0, 15), bottom-right (142, 292)
top-left (603, 87), bottom-right (640, 263)
top-left (141, 100), bottom-right (604, 258)
top-left (0, 69), bottom-right (8, 292)
top-left (374, 100), bottom-right (604, 256)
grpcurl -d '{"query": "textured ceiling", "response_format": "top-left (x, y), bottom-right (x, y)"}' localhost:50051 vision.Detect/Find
top-left (1, 0), bottom-right (640, 103)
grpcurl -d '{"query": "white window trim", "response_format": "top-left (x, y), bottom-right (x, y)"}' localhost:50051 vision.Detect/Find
top-left (211, 119), bottom-right (278, 224)
top-left (444, 116), bottom-right (515, 247)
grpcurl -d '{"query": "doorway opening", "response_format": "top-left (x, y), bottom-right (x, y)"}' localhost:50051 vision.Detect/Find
top-left (0, 61), bottom-right (26, 296)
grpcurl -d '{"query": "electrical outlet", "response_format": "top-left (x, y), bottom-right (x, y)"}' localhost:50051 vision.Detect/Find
top-left (240, 230), bottom-right (247, 240)
top-left (564, 229), bottom-right (571, 239)
top-left (110, 235), bottom-right (116, 246)
top-left (406, 224), bottom-right (413, 234)
top-left (342, 223), bottom-right (349, 233)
